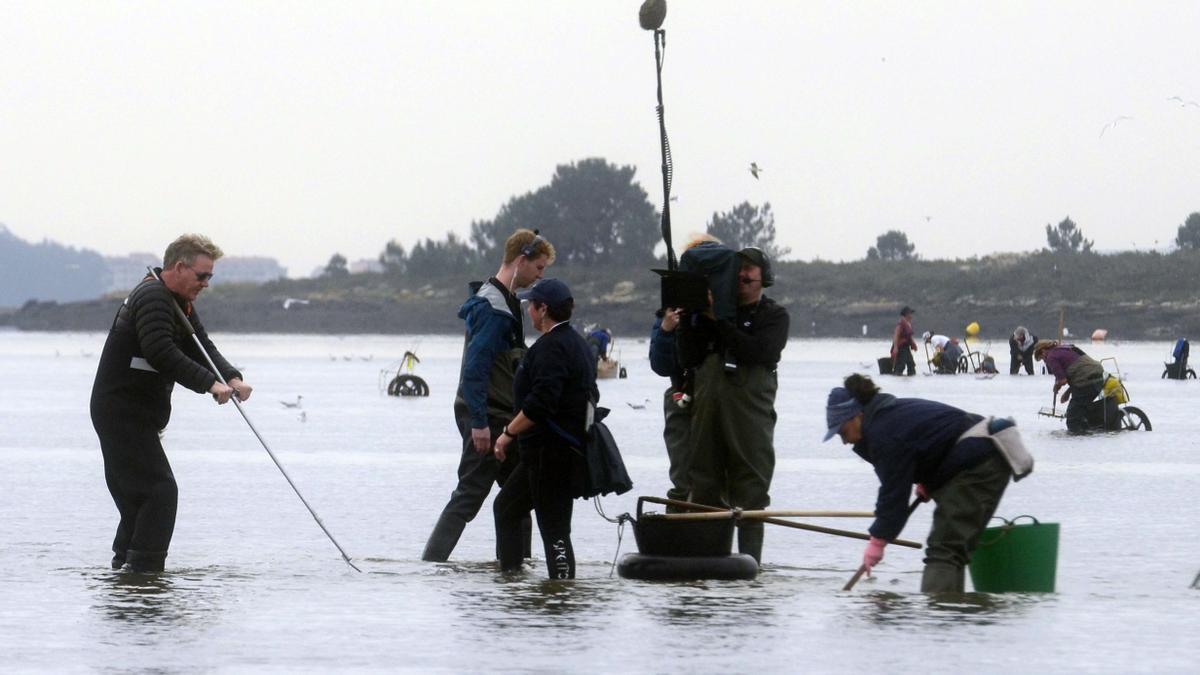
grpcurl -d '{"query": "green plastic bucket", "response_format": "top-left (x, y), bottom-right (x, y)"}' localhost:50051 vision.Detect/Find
top-left (968, 515), bottom-right (1059, 592)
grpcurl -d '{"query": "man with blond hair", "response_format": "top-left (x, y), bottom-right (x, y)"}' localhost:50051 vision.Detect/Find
top-left (423, 229), bottom-right (555, 561)
top-left (90, 234), bottom-right (252, 572)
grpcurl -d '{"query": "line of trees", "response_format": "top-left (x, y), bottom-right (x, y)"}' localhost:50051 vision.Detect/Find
top-left (313, 155), bottom-right (1200, 278)
top-left (360, 157), bottom-right (784, 281)
top-left (863, 212), bottom-right (1200, 262)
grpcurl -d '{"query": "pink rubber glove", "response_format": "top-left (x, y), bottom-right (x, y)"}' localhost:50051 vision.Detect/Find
top-left (862, 537), bottom-right (887, 572)
top-left (915, 484), bottom-right (931, 502)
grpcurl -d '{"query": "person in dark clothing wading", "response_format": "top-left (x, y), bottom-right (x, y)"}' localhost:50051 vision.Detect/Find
top-left (1009, 326), bottom-right (1038, 375)
top-left (677, 246), bottom-right (789, 565)
top-left (90, 234), bottom-right (252, 572)
top-left (891, 306), bottom-right (918, 376)
top-left (492, 278), bottom-right (598, 579)
top-left (649, 306), bottom-right (692, 507)
top-left (824, 374), bottom-right (1033, 593)
top-left (422, 229), bottom-right (555, 562)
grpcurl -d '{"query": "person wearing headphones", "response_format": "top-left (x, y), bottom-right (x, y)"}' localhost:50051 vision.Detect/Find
top-left (422, 229), bottom-right (555, 562)
top-left (676, 247), bottom-right (789, 564)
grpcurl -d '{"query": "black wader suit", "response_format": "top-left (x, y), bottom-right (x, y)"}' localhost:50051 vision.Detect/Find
top-left (422, 279), bottom-right (531, 562)
top-left (1009, 333), bottom-right (1037, 375)
top-left (493, 321), bottom-right (598, 578)
top-left (678, 297), bottom-right (789, 564)
top-left (854, 394), bottom-right (1012, 592)
top-left (90, 272), bottom-right (241, 572)
top-left (649, 316), bottom-right (691, 505)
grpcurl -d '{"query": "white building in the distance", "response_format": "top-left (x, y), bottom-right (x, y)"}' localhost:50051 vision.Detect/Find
top-left (104, 254), bottom-right (286, 292)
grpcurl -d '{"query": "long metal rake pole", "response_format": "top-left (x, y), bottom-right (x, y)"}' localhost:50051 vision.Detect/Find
top-left (148, 268), bottom-right (361, 572)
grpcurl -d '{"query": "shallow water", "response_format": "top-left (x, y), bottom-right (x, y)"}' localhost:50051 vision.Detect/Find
top-left (2, 330), bottom-right (1198, 672)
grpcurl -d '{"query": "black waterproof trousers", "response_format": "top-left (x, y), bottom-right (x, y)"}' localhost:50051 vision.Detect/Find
top-left (1010, 347), bottom-right (1035, 375)
top-left (1065, 383), bottom-right (1103, 433)
top-left (92, 404), bottom-right (177, 571)
top-left (423, 403), bottom-right (526, 562)
top-left (494, 441), bottom-right (575, 579)
top-left (922, 450), bottom-right (1012, 592)
top-left (687, 354), bottom-right (777, 563)
top-left (662, 385), bottom-right (692, 505)
top-left (893, 348), bottom-right (917, 376)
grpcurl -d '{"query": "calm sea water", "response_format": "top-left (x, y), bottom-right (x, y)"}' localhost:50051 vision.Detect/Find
top-left (2, 329), bottom-right (1198, 672)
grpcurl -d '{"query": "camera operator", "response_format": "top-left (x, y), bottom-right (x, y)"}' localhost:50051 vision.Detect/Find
top-left (676, 247), bottom-right (789, 564)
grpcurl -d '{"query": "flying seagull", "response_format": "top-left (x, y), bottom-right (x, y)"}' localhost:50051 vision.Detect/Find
top-left (280, 395), bottom-right (303, 409)
top-left (749, 162), bottom-right (762, 179)
top-left (1168, 96), bottom-right (1200, 108)
top-left (1099, 116), bottom-right (1133, 138)
top-left (627, 398), bottom-right (651, 410)
top-left (283, 298), bottom-right (310, 310)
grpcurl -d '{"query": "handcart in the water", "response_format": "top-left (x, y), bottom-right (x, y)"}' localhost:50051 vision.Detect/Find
top-left (1162, 338), bottom-right (1195, 380)
top-left (379, 350), bottom-right (430, 397)
top-left (1038, 357), bottom-right (1151, 431)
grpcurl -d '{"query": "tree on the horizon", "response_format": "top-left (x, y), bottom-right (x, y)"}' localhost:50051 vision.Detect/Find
top-left (405, 232), bottom-right (478, 279)
top-left (1045, 216), bottom-right (1093, 253)
top-left (705, 202), bottom-right (790, 260)
top-left (323, 253), bottom-right (349, 278)
top-left (379, 239), bottom-right (406, 276)
top-left (469, 158), bottom-right (660, 266)
top-left (866, 230), bottom-right (917, 261)
top-left (1174, 212), bottom-right (1200, 250)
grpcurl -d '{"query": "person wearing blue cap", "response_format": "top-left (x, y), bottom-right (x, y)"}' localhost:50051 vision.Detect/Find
top-left (422, 229), bottom-right (555, 562)
top-left (825, 373), bottom-right (1027, 592)
top-left (492, 278), bottom-right (599, 579)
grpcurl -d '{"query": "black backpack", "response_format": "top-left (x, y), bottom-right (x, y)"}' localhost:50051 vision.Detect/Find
top-left (549, 406), bottom-right (633, 499)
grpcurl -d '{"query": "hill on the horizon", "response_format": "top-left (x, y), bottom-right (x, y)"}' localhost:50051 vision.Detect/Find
top-left (0, 224), bottom-right (109, 307)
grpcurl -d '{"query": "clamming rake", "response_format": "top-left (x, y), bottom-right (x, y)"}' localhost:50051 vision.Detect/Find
top-left (148, 268), bottom-right (362, 573)
top-left (843, 498), bottom-right (924, 591)
top-left (639, 496), bottom-right (922, 548)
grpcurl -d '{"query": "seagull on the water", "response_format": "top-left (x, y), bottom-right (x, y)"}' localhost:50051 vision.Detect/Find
top-left (283, 298), bottom-right (310, 310)
top-left (1099, 116), bottom-right (1133, 138)
top-left (749, 162), bottom-right (762, 179)
top-left (280, 395), bottom-right (303, 409)
top-left (298, 411), bottom-right (307, 423)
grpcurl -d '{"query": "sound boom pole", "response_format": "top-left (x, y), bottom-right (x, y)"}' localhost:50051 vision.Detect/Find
top-left (639, 0), bottom-right (676, 270)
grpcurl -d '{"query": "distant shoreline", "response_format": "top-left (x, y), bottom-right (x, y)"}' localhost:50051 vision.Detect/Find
top-left (5, 251), bottom-right (1199, 342)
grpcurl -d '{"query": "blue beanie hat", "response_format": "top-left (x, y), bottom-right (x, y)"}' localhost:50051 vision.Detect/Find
top-left (823, 387), bottom-right (864, 441)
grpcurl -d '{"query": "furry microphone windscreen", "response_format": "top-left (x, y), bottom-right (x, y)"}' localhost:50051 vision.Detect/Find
top-left (639, 0), bottom-right (666, 30)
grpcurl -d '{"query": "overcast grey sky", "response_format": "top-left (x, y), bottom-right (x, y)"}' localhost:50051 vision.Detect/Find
top-left (2, 1), bottom-right (1197, 276)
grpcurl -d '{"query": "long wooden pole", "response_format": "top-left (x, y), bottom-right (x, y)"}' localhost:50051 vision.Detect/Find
top-left (638, 496), bottom-right (922, 549)
top-left (843, 566), bottom-right (868, 591)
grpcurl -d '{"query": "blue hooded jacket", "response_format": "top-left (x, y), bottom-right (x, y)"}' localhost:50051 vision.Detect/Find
top-left (456, 280), bottom-right (524, 429)
top-left (854, 393), bottom-right (992, 540)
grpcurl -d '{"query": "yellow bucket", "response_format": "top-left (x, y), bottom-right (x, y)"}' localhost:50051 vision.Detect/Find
top-left (1102, 376), bottom-right (1128, 404)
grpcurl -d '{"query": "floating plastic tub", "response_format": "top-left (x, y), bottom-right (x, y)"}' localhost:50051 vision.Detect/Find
top-left (969, 515), bottom-right (1059, 592)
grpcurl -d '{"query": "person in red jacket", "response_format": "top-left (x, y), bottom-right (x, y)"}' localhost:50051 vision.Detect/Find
top-left (891, 306), bottom-right (918, 376)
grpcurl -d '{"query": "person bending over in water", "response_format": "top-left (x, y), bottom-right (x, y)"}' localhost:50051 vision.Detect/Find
top-left (824, 374), bottom-right (1031, 592)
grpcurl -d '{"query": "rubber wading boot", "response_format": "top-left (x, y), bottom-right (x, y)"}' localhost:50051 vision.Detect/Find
top-left (422, 513), bottom-right (468, 562)
top-left (737, 524), bottom-right (764, 565)
top-left (495, 516), bottom-right (534, 561)
top-left (522, 516), bottom-right (533, 559)
top-left (111, 550), bottom-right (126, 570)
top-left (920, 561), bottom-right (965, 593)
top-left (123, 550), bottom-right (167, 573)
